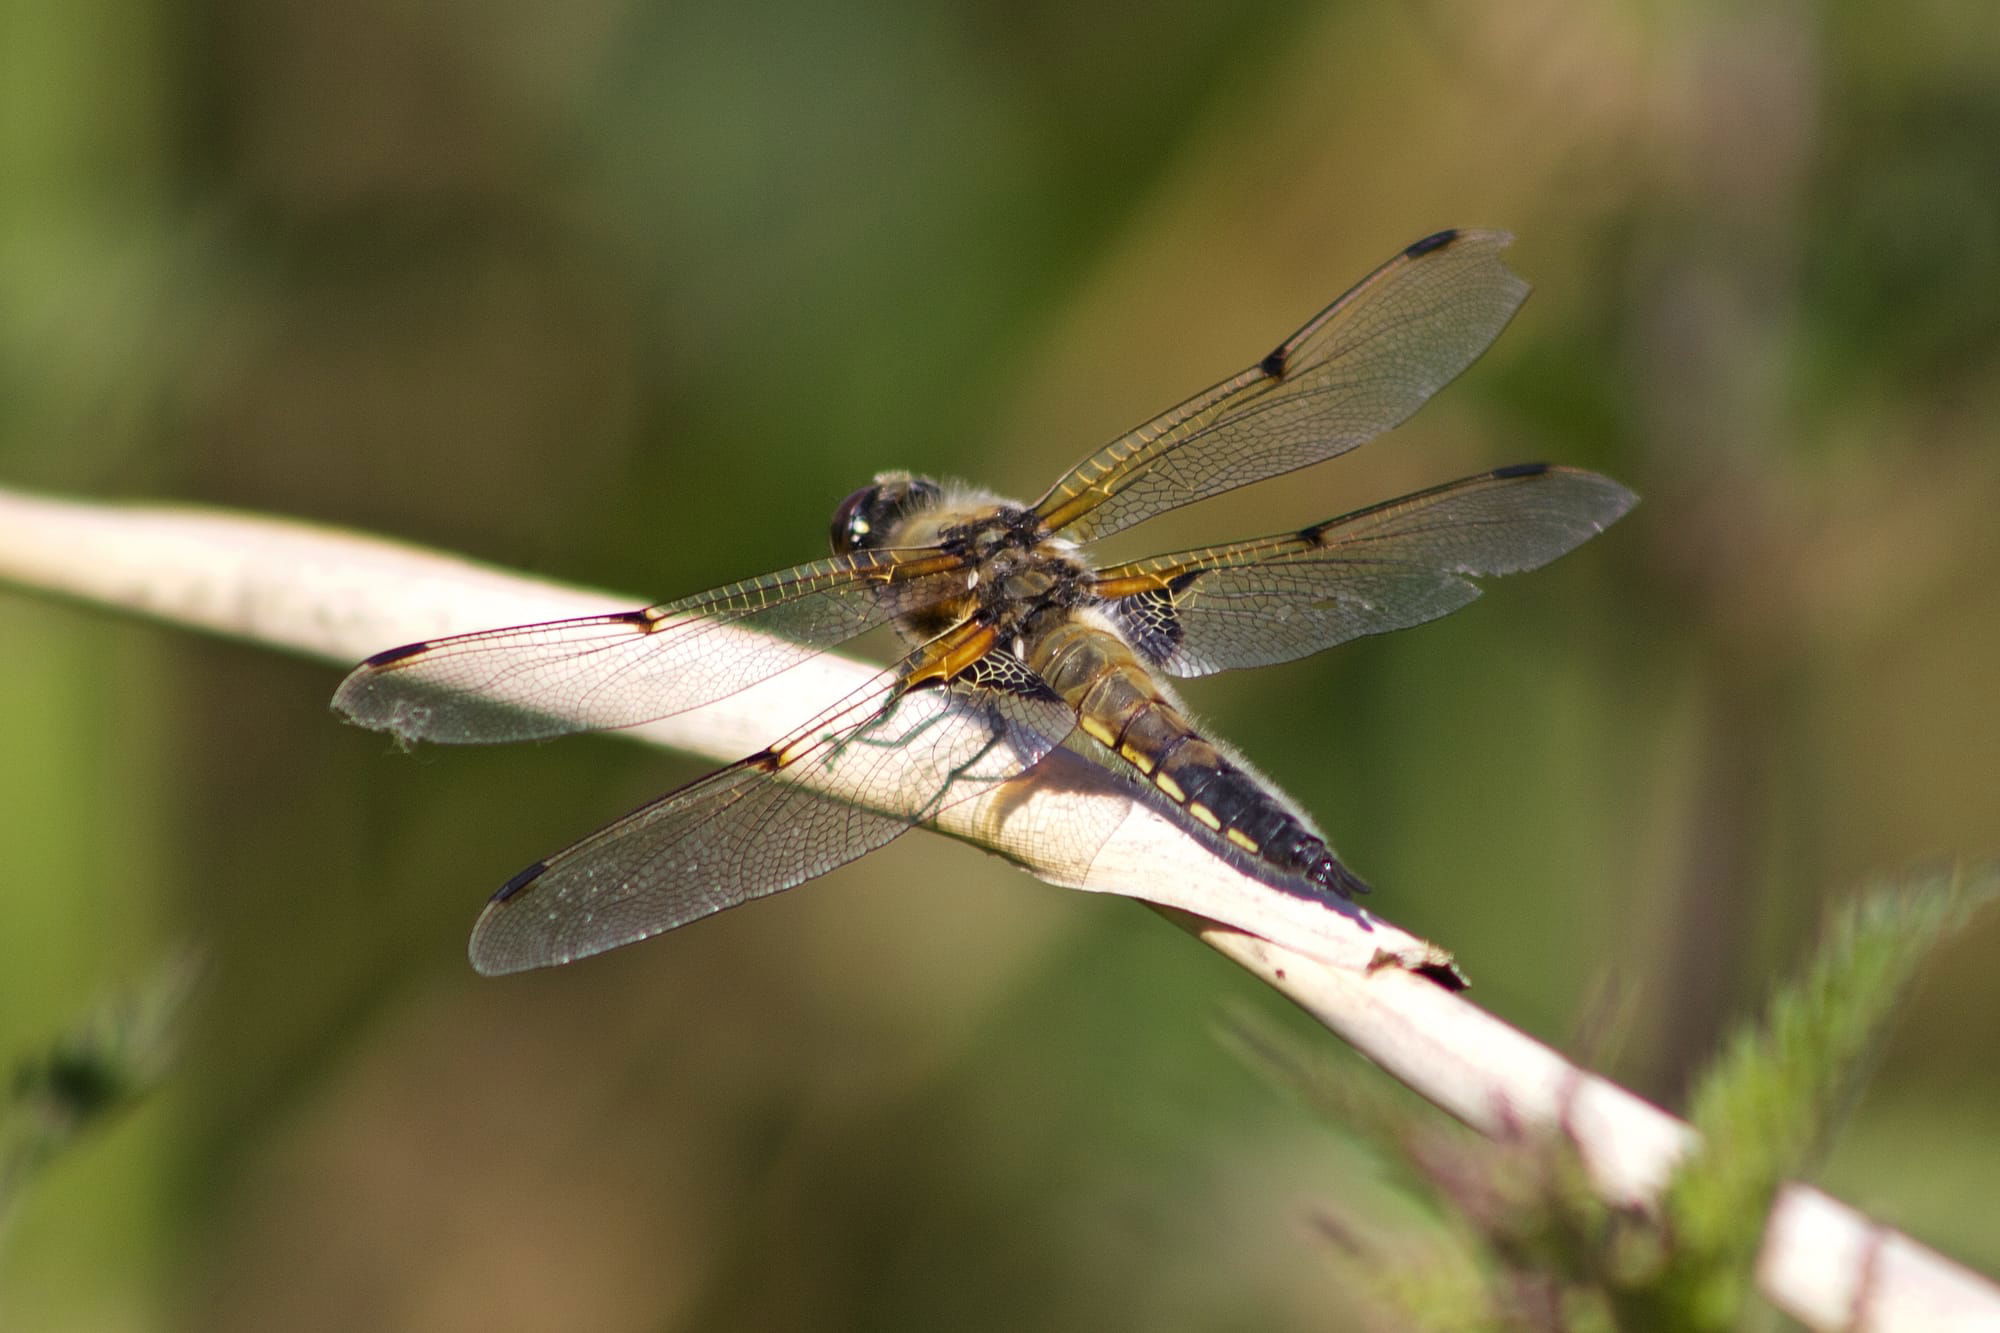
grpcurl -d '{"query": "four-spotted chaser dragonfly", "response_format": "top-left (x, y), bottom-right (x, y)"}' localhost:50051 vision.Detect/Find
top-left (334, 229), bottom-right (1635, 975)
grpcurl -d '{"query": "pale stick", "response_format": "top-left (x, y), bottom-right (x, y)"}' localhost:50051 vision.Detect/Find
top-left (2, 486), bottom-right (1993, 1330)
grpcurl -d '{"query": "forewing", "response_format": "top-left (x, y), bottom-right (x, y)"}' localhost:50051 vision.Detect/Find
top-left (332, 549), bottom-right (966, 744)
top-left (1033, 230), bottom-right (1529, 542)
top-left (467, 652), bottom-right (1076, 974)
top-left (1098, 465), bottom-right (1636, 676)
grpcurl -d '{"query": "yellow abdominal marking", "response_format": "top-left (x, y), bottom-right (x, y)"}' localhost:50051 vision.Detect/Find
top-left (1225, 827), bottom-right (1260, 853)
top-left (1078, 716), bottom-right (1119, 748)
top-left (1118, 743), bottom-right (1154, 774)
top-left (1153, 772), bottom-right (1185, 803)
top-left (1188, 803), bottom-right (1222, 830)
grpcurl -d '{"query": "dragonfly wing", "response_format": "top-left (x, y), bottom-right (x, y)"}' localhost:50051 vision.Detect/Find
top-left (1097, 464), bottom-right (1636, 676)
top-left (468, 651), bottom-right (1076, 974)
top-left (332, 549), bottom-right (966, 744)
top-left (1033, 230), bottom-right (1529, 542)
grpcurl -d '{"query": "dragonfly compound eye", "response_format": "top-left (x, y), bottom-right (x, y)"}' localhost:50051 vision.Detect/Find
top-left (830, 474), bottom-right (942, 554)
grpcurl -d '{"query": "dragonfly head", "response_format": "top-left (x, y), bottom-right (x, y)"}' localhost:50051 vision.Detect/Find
top-left (830, 472), bottom-right (944, 555)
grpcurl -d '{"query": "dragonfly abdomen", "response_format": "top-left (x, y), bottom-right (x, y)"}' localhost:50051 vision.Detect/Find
top-left (1129, 707), bottom-right (1370, 900)
top-left (1029, 620), bottom-right (1369, 900)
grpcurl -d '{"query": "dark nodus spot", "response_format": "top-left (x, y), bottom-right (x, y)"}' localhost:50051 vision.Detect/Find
top-left (1259, 345), bottom-right (1289, 378)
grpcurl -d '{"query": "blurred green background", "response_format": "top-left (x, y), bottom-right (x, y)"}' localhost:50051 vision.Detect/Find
top-left (4, 0), bottom-right (1998, 1328)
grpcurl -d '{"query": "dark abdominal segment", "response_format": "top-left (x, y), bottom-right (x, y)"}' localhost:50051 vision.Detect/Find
top-left (1148, 731), bottom-right (1371, 900)
top-left (1030, 618), bottom-right (1370, 900)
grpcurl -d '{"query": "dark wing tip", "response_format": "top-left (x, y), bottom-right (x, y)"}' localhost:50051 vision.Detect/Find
top-left (361, 640), bottom-right (431, 668)
top-left (1404, 228), bottom-right (1461, 258)
top-left (1493, 462), bottom-right (1642, 527)
top-left (493, 860), bottom-right (550, 904)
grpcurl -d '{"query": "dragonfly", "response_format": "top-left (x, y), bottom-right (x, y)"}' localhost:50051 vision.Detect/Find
top-left (334, 229), bottom-right (1635, 976)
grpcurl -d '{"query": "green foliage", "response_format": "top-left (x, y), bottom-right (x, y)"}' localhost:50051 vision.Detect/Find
top-left (1235, 865), bottom-right (1997, 1332)
top-left (1634, 865), bottom-right (1999, 1329)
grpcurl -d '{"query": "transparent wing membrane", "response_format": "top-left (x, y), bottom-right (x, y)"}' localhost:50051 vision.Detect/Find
top-left (467, 658), bottom-right (1075, 974)
top-left (1099, 465), bottom-right (1636, 676)
top-left (1034, 230), bottom-right (1529, 542)
top-left (332, 551), bottom-right (965, 744)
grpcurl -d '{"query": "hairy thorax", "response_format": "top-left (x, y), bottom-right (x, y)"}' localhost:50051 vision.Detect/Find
top-left (877, 485), bottom-right (1098, 653)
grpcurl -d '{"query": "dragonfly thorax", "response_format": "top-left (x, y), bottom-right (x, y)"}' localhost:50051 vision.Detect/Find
top-left (945, 508), bottom-right (1093, 636)
top-left (857, 483), bottom-right (1095, 648)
